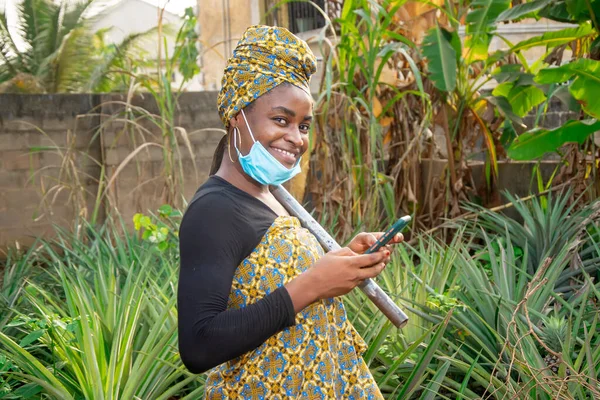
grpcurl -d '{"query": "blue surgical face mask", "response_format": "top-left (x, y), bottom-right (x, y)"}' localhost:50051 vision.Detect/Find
top-left (233, 109), bottom-right (302, 186)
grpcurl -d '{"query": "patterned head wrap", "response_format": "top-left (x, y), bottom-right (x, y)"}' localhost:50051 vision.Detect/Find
top-left (217, 25), bottom-right (317, 127)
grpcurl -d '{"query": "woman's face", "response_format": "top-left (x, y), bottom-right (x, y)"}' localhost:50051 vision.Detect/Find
top-left (231, 84), bottom-right (313, 169)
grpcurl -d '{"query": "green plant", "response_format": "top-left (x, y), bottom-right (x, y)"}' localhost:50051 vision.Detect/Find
top-left (308, 0), bottom-right (429, 238)
top-left (420, 0), bottom-right (515, 214)
top-left (462, 190), bottom-right (600, 284)
top-left (0, 0), bottom-right (158, 93)
top-left (342, 192), bottom-right (600, 398)
top-left (133, 204), bottom-right (181, 252)
top-left (493, 1), bottom-right (600, 201)
top-left (539, 316), bottom-right (568, 372)
top-left (0, 219), bottom-right (204, 399)
top-left (0, 246), bottom-right (41, 330)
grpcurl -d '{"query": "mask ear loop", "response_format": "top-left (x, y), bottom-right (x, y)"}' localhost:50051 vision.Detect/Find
top-left (240, 109), bottom-right (257, 143)
top-left (227, 127), bottom-right (241, 163)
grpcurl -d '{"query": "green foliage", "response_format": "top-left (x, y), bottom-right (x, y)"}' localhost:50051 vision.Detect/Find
top-left (535, 59), bottom-right (600, 119)
top-left (510, 23), bottom-right (595, 53)
top-left (493, 83), bottom-right (546, 118)
top-left (465, 0), bottom-right (511, 60)
top-left (508, 119), bottom-right (600, 160)
top-left (494, 0), bottom-right (600, 167)
top-left (422, 25), bottom-right (458, 92)
top-left (497, 0), bottom-right (554, 22)
top-left (2, 196), bottom-right (599, 398)
top-left (538, 0), bottom-right (600, 23)
top-left (174, 7), bottom-right (201, 82)
top-left (341, 190), bottom-right (600, 398)
top-left (463, 190), bottom-right (600, 285)
top-left (133, 204), bottom-right (182, 252)
top-left (0, 220), bottom-right (204, 399)
top-left (312, 0), bottom-right (429, 235)
top-left (0, 0), bottom-right (168, 93)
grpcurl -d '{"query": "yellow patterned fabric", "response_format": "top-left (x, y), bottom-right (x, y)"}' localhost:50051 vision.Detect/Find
top-left (204, 216), bottom-right (384, 400)
top-left (217, 25), bottom-right (317, 127)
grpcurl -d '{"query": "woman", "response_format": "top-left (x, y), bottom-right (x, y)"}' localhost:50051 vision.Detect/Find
top-left (178, 25), bottom-right (403, 399)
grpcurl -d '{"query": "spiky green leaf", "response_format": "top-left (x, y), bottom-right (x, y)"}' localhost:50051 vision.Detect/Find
top-left (465, 0), bottom-right (511, 59)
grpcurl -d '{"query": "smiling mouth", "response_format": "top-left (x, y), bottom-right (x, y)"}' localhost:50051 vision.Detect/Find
top-left (271, 147), bottom-right (298, 165)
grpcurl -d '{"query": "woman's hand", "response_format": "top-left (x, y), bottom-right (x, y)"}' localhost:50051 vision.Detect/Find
top-left (285, 246), bottom-right (390, 312)
top-left (347, 231), bottom-right (404, 258)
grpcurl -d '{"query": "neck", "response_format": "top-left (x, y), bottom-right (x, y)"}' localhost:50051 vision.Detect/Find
top-left (215, 155), bottom-right (270, 198)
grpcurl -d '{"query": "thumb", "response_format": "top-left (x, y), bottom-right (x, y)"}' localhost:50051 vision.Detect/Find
top-left (355, 232), bottom-right (378, 248)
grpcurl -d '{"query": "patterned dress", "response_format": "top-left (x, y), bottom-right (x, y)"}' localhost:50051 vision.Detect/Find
top-left (204, 216), bottom-right (384, 399)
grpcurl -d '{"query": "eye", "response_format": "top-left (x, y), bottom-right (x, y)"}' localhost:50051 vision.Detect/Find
top-left (273, 117), bottom-right (287, 125)
top-left (299, 123), bottom-right (311, 133)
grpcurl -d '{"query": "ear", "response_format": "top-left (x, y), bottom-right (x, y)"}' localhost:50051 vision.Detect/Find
top-left (229, 115), bottom-right (238, 129)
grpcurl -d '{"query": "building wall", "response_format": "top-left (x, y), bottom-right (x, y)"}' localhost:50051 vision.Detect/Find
top-left (92, 0), bottom-right (203, 91)
top-left (91, 0), bottom-right (182, 59)
top-left (197, 0), bottom-right (261, 90)
top-left (0, 92), bottom-right (223, 251)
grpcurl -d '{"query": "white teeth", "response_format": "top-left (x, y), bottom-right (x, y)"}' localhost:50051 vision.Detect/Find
top-left (273, 148), bottom-right (296, 158)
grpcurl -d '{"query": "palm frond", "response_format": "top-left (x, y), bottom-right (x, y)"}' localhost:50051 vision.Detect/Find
top-left (0, 11), bottom-right (23, 76)
top-left (86, 27), bottom-right (159, 92)
top-left (61, 0), bottom-right (96, 32)
top-left (53, 26), bottom-right (95, 92)
top-left (35, 0), bottom-right (66, 63)
top-left (16, 0), bottom-right (45, 68)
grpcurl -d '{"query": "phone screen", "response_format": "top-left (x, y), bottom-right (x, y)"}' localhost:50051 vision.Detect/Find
top-left (364, 216), bottom-right (411, 255)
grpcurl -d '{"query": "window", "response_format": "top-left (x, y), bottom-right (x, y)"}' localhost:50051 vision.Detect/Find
top-left (288, 1), bottom-right (326, 34)
top-left (264, 0), bottom-right (326, 34)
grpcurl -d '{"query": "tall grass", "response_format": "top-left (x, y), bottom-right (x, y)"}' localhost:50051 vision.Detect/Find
top-left (27, 6), bottom-right (205, 233)
top-left (307, 0), bottom-right (430, 240)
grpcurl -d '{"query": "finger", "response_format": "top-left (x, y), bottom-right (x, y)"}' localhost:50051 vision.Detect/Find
top-left (357, 262), bottom-right (386, 280)
top-left (353, 232), bottom-right (379, 250)
top-left (384, 244), bottom-right (392, 254)
top-left (352, 250), bottom-right (388, 268)
top-left (391, 233), bottom-right (404, 243)
top-left (377, 246), bottom-right (391, 263)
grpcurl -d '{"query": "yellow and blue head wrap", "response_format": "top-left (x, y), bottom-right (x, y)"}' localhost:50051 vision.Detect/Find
top-left (217, 25), bottom-right (317, 127)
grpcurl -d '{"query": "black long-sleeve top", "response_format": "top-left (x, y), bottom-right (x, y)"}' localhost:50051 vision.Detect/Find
top-left (177, 176), bottom-right (297, 374)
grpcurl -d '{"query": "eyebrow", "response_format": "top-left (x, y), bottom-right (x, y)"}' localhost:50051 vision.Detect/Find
top-left (271, 106), bottom-right (313, 121)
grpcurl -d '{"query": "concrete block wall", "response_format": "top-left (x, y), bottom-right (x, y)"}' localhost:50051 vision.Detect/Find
top-left (97, 92), bottom-right (224, 227)
top-left (0, 94), bottom-right (102, 249)
top-left (0, 92), bottom-right (223, 251)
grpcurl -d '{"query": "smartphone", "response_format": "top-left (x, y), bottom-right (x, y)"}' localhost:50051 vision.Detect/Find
top-left (364, 216), bottom-right (411, 254)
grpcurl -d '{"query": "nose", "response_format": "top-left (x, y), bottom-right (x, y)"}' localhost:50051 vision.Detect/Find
top-left (285, 125), bottom-right (304, 148)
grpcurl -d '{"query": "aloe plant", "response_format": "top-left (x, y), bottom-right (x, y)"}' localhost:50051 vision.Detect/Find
top-left (462, 190), bottom-right (600, 283)
top-left (341, 191), bottom-right (600, 398)
top-left (0, 219), bottom-right (204, 399)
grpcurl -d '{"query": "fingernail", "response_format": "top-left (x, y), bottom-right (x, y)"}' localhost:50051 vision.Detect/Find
top-left (385, 250), bottom-right (390, 256)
